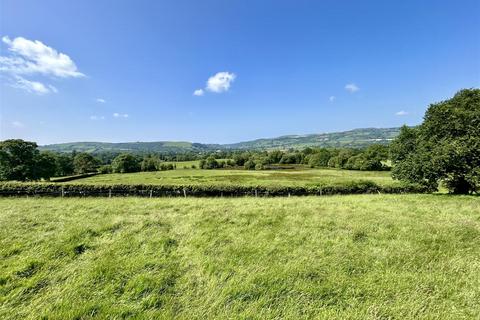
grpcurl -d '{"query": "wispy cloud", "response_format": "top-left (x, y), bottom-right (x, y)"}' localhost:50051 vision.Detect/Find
top-left (329, 96), bottom-right (336, 102)
top-left (90, 115), bottom-right (105, 120)
top-left (96, 98), bottom-right (106, 103)
top-left (0, 36), bottom-right (84, 94)
top-left (113, 113), bottom-right (129, 118)
top-left (11, 120), bottom-right (25, 128)
top-left (345, 83), bottom-right (359, 93)
top-left (193, 89), bottom-right (204, 96)
top-left (395, 110), bottom-right (409, 116)
top-left (12, 76), bottom-right (57, 95)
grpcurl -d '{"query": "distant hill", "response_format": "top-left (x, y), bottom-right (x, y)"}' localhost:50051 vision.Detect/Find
top-left (223, 127), bottom-right (401, 150)
top-left (39, 141), bottom-right (220, 154)
top-left (40, 127), bottom-right (401, 153)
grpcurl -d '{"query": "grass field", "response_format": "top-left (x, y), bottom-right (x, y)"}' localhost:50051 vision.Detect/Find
top-left (162, 159), bottom-right (232, 169)
top-left (66, 168), bottom-right (399, 187)
top-left (1, 195), bottom-right (479, 319)
top-left (162, 160), bottom-right (200, 169)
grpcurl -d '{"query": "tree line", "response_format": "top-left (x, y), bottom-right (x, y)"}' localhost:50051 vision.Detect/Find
top-left (198, 144), bottom-right (390, 171)
top-left (0, 140), bottom-right (391, 182)
top-left (0, 146), bottom-right (181, 181)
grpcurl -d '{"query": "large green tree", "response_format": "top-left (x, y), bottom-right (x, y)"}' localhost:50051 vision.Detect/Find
top-left (33, 151), bottom-right (58, 180)
top-left (111, 153), bottom-right (140, 173)
top-left (55, 153), bottom-right (75, 176)
top-left (390, 89), bottom-right (480, 194)
top-left (0, 139), bottom-right (39, 181)
top-left (73, 153), bottom-right (99, 174)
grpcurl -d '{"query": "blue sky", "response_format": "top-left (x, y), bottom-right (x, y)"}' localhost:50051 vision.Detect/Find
top-left (1, 0), bottom-right (479, 145)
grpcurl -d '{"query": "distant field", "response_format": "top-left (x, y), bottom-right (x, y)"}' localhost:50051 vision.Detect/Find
top-left (1, 195), bottom-right (479, 319)
top-left (162, 160), bottom-right (200, 168)
top-left (161, 159), bottom-right (233, 169)
top-left (66, 168), bottom-right (399, 187)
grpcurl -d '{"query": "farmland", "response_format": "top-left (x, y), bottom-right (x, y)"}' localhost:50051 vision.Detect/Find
top-left (65, 167), bottom-right (399, 188)
top-left (1, 195), bottom-right (479, 319)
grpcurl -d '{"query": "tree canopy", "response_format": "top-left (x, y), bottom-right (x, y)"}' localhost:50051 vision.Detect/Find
top-left (111, 154), bottom-right (141, 173)
top-left (390, 89), bottom-right (479, 194)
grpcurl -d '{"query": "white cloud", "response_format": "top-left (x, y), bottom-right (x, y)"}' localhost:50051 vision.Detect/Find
top-left (206, 72), bottom-right (236, 93)
top-left (329, 96), bottom-right (336, 102)
top-left (96, 98), bottom-right (106, 103)
top-left (90, 115), bottom-right (105, 120)
top-left (12, 76), bottom-right (56, 95)
top-left (113, 113), bottom-right (129, 118)
top-left (345, 83), bottom-right (359, 93)
top-left (1, 36), bottom-right (84, 78)
top-left (395, 110), bottom-right (409, 116)
top-left (193, 89), bottom-right (204, 96)
top-left (11, 121), bottom-right (25, 128)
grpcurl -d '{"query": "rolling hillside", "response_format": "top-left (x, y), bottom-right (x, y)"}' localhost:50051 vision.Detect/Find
top-left (224, 127), bottom-right (401, 150)
top-left (40, 127), bottom-right (401, 153)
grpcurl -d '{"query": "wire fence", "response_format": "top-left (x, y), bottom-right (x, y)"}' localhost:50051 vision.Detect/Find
top-left (0, 188), bottom-right (322, 198)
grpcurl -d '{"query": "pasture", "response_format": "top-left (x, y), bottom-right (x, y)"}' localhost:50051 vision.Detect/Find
top-left (65, 167), bottom-right (399, 187)
top-left (1, 195), bottom-right (479, 319)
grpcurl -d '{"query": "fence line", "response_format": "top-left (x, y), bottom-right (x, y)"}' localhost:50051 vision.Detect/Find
top-left (0, 182), bottom-right (428, 198)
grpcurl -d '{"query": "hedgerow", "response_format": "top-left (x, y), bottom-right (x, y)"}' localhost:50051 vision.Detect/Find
top-left (0, 181), bottom-right (430, 197)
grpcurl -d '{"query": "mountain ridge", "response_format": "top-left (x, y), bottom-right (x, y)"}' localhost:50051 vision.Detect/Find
top-left (39, 127), bottom-right (402, 153)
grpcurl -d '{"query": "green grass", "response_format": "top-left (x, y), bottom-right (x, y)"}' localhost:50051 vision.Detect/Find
top-left (157, 159), bottom-right (232, 169)
top-left (67, 168), bottom-right (399, 187)
top-left (162, 160), bottom-right (200, 168)
top-left (1, 195), bottom-right (479, 319)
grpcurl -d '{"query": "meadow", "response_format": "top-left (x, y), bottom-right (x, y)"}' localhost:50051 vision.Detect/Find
top-left (1, 195), bottom-right (479, 319)
top-left (66, 167), bottom-right (399, 188)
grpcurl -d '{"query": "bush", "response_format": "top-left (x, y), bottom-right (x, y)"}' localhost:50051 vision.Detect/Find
top-left (255, 163), bottom-right (264, 170)
top-left (97, 165), bottom-right (112, 174)
top-left (159, 163), bottom-right (175, 171)
top-left (200, 156), bottom-right (220, 169)
top-left (244, 160), bottom-right (255, 170)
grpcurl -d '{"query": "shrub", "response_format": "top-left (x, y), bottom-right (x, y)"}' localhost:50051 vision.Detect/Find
top-left (244, 160), bottom-right (256, 170)
top-left (200, 156), bottom-right (220, 169)
top-left (97, 165), bottom-right (112, 174)
top-left (255, 163), bottom-right (264, 170)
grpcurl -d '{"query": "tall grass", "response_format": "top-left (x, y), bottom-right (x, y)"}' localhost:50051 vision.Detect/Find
top-left (67, 168), bottom-right (398, 187)
top-left (1, 195), bottom-right (479, 319)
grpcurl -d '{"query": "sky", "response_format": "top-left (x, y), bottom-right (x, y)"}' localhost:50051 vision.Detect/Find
top-left (0, 0), bottom-right (479, 145)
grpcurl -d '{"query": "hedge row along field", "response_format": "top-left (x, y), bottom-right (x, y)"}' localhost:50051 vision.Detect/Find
top-left (0, 181), bottom-right (430, 197)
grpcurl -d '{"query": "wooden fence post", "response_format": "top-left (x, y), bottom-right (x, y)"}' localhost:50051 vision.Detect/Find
top-left (109, 189), bottom-right (112, 198)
